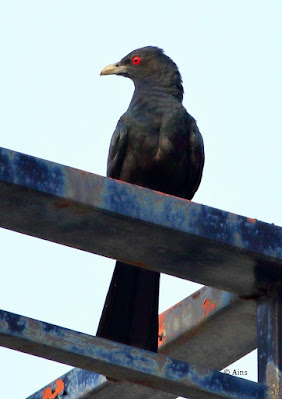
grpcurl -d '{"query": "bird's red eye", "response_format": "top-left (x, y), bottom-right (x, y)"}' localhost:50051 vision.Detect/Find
top-left (132, 56), bottom-right (141, 65)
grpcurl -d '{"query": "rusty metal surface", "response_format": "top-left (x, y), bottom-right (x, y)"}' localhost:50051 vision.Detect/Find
top-left (0, 146), bottom-right (281, 296)
top-left (257, 287), bottom-right (282, 398)
top-left (26, 369), bottom-right (108, 399)
top-left (0, 309), bottom-right (267, 399)
top-left (157, 286), bottom-right (257, 367)
top-left (27, 286), bottom-right (257, 399)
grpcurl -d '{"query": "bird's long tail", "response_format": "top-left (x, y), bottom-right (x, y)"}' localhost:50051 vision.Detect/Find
top-left (96, 261), bottom-right (160, 352)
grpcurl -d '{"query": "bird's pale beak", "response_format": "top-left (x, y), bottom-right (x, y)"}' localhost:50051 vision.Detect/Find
top-left (100, 63), bottom-right (127, 76)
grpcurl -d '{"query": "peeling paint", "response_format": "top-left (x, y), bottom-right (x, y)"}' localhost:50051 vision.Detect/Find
top-left (55, 201), bottom-right (70, 209)
top-left (42, 379), bottom-right (64, 399)
top-left (158, 312), bottom-right (166, 347)
top-left (202, 298), bottom-right (216, 318)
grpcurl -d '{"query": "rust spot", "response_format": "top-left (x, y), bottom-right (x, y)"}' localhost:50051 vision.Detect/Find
top-left (55, 201), bottom-right (70, 209)
top-left (75, 168), bottom-right (87, 175)
top-left (42, 379), bottom-right (64, 399)
top-left (131, 260), bottom-right (150, 269)
top-left (202, 298), bottom-right (215, 318)
top-left (158, 312), bottom-right (167, 347)
top-left (42, 388), bottom-right (52, 399)
top-left (192, 290), bottom-right (201, 299)
top-left (247, 217), bottom-right (256, 223)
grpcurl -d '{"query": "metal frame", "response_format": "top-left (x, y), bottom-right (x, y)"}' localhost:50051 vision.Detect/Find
top-left (0, 146), bottom-right (281, 398)
top-left (20, 287), bottom-right (257, 399)
top-left (257, 287), bottom-right (282, 398)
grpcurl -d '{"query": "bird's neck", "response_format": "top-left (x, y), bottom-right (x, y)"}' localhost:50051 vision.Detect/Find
top-left (133, 82), bottom-right (183, 103)
top-left (133, 65), bottom-right (184, 103)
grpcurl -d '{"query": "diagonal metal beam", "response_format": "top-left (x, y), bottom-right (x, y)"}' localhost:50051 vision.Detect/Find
top-left (27, 369), bottom-right (108, 399)
top-left (27, 286), bottom-right (258, 399)
top-left (0, 146), bottom-right (281, 296)
top-left (0, 309), bottom-right (266, 399)
top-left (157, 286), bottom-right (257, 368)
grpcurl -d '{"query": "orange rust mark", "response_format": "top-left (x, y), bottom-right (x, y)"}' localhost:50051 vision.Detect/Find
top-left (247, 217), bottom-right (256, 223)
top-left (130, 260), bottom-right (150, 269)
top-left (74, 168), bottom-right (87, 175)
top-left (152, 189), bottom-right (191, 202)
top-left (202, 298), bottom-right (215, 318)
top-left (158, 312), bottom-right (167, 347)
top-left (42, 379), bottom-right (64, 399)
top-left (55, 200), bottom-right (70, 209)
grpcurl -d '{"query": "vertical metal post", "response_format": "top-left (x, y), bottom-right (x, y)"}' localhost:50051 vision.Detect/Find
top-left (257, 286), bottom-right (282, 399)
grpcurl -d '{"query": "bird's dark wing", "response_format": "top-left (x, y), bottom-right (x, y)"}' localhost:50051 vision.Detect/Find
top-left (107, 116), bottom-right (128, 179)
top-left (185, 119), bottom-right (205, 199)
top-left (156, 106), bottom-right (204, 200)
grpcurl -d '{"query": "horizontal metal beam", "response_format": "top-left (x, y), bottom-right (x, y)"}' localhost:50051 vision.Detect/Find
top-left (28, 286), bottom-right (258, 399)
top-left (1, 146), bottom-right (281, 295)
top-left (0, 309), bottom-right (266, 399)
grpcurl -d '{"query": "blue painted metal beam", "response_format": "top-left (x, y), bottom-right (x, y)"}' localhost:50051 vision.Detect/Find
top-left (257, 286), bottom-right (282, 398)
top-left (27, 286), bottom-right (258, 399)
top-left (0, 146), bottom-right (281, 296)
top-left (0, 309), bottom-right (267, 399)
top-left (26, 369), bottom-right (107, 399)
top-left (158, 286), bottom-right (257, 369)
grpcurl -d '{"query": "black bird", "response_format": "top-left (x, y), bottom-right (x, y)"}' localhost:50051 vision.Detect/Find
top-left (96, 46), bottom-right (204, 353)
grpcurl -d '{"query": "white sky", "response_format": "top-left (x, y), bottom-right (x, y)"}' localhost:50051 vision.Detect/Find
top-left (0, 1), bottom-right (281, 398)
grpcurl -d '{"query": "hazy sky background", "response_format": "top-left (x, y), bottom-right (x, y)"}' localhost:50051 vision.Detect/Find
top-left (0, 1), bottom-right (281, 398)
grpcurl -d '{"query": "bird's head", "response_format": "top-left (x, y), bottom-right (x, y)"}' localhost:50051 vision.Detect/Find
top-left (100, 46), bottom-right (183, 102)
